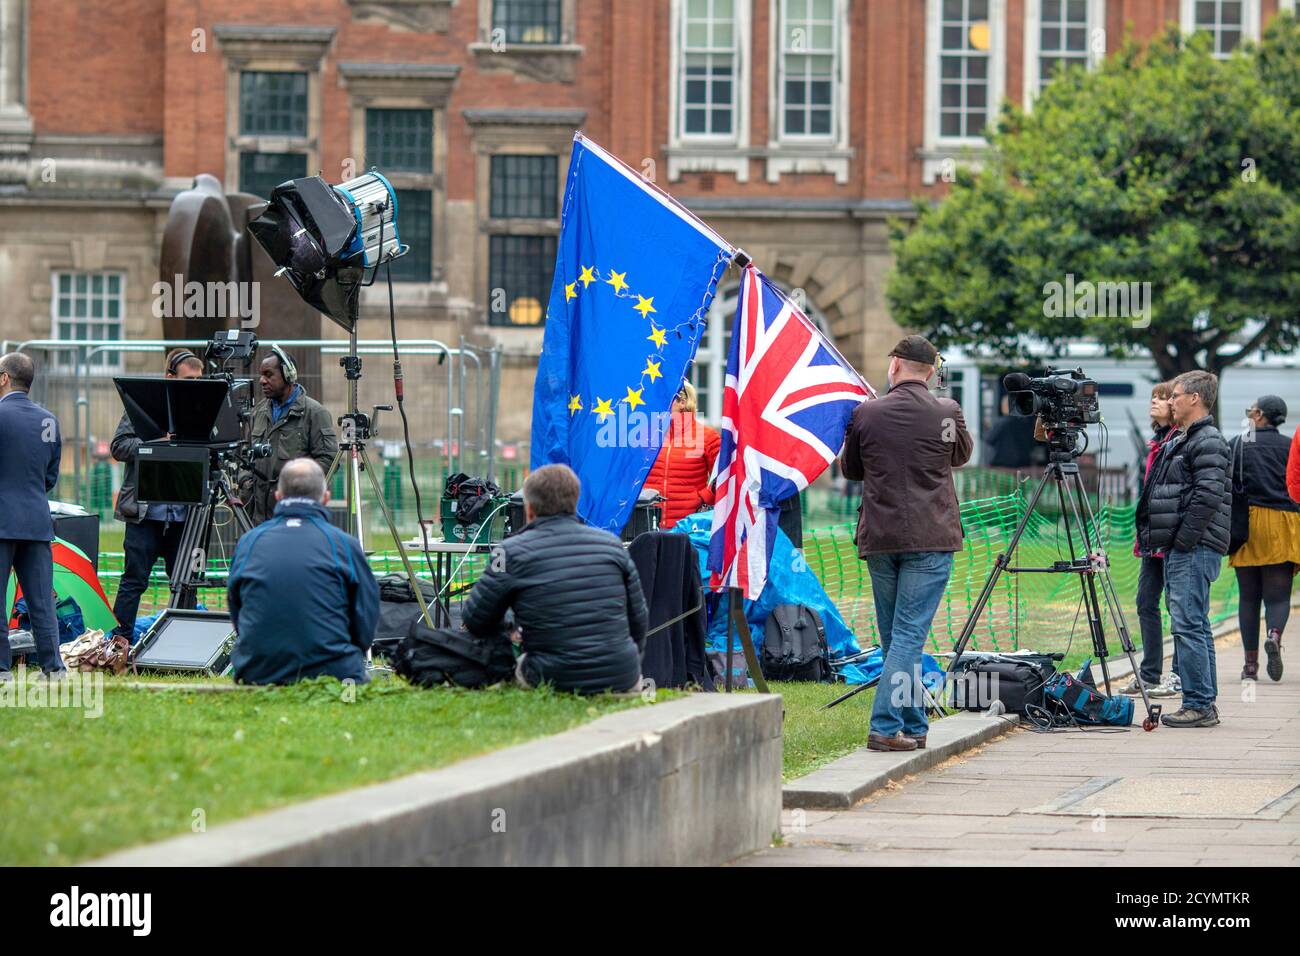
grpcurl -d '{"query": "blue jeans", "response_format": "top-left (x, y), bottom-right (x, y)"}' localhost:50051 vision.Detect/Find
top-left (866, 551), bottom-right (954, 738)
top-left (1164, 545), bottom-right (1222, 711)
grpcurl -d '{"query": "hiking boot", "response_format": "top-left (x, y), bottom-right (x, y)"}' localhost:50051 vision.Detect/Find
top-left (1241, 650), bottom-right (1259, 681)
top-left (868, 733), bottom-right (918, 752)
top-left (1264, 628), bottom-right (1283, 682)
top-left (1161, 705), bottom-right (1219, 728)
top-left (903, 734), bottom-right (927, 749)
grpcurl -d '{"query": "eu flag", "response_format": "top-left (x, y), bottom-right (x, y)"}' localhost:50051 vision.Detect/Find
top-left (531, 134), bottom-right (734, 532)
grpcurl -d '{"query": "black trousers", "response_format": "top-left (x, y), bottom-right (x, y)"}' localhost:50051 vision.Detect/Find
top-left (1235, 562), bottom-right (1295, 652)
top-left (1136, 555), bottom-right (1178, 684)
top-left (0, 538), bottom-right (62, 673)
top-left (111, 519), bottom-right (185, 640)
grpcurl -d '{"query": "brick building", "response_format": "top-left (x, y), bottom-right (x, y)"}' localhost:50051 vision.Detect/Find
top-left (0, 0), bottom-right (1293, 454)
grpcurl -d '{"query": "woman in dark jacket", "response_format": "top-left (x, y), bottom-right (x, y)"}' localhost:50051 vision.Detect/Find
top-left (1229, 396), bottom-right (1300, 681)
top-left (1126, 382), bottom-right (1179, 697)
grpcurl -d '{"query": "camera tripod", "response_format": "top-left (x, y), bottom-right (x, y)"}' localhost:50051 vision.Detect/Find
top-left (323, 324), bottom-right (434, 630)
top-left (168, 455), bottom-right (256, 610)
top-left (946, 447), bottom-right (1161, 732)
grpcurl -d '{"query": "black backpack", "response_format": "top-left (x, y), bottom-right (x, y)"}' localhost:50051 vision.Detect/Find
top-left (761, 604), bottom-right (831, 682)
top-left (372, 573), bottom-right (441, 661)
top-left (391, 619), bottom-right (516, 689)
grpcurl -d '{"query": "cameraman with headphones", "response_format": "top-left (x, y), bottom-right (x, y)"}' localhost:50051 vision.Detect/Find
top-left (242, 346), bottom-right (338, 525)
top-left (106, 347), bottom-right (204, 661)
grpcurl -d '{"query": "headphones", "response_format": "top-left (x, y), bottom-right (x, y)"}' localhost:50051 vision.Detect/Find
top-left (270, 344), bottom-right (298, 385)
top-left (166, 349), bottom-right (198, 376)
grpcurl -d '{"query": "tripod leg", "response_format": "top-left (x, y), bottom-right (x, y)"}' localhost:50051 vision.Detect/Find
top-left (169, 503), bottom-right (216, 611)
top-left (1068, 472), bottom-right (1160, 730)
top-left (350, 448), bottom-right (365, 551)
top-left (947, 468), bottom-right (1058, 673)
top-left (1055, 472), bottom-right (1114, 692)
top-left (821, 676), bottom-right (880, 710)
top-left (358, 444), bottom-right (435, 629)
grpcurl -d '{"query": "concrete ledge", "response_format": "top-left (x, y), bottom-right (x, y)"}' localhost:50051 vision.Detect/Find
top-left (88, 693), bottom-right (783, 867)
top-left (782, 712), bottom-right (1020, 810)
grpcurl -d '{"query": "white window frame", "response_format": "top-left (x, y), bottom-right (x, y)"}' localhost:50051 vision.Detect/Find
top-left (771, 0), bottom-right (845, 146)
top-left (1023, 0), bottom-right (1106, 106)
top-left (923, 0), bottom-right (1007, 184)
top-left (50, 271), bottom-right (126, 374)
top-left (1181, 0), bottom-right (1260, 58)
top-left (675, 0), bottom-right (744, 145)
top-left (667, 0), bottom-right (751, 182)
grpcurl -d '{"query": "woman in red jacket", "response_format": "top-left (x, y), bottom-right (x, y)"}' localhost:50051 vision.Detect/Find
top-left (642, 382), bottom-right (720, 529)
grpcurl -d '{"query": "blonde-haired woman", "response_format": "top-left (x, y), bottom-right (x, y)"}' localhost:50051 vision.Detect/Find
top-left (642, 382), bottom-right (720, 529)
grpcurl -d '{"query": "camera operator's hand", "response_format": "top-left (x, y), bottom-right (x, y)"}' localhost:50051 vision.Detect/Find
top-left (1034, 416), bottom-right (1048, 443)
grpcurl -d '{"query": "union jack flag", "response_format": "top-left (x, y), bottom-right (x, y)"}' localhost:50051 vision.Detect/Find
top-left (708, 265), bottom-right (874, 599)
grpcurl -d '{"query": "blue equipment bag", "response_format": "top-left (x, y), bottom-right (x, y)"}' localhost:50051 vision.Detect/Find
top-left (1042, 660), bottom-right (1133, 726)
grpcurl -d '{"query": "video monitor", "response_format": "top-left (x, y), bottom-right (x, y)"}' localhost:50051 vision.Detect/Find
top-left (136, 445), bottom-right (209, 506)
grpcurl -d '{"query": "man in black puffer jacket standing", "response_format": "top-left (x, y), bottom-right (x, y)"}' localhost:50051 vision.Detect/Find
top-left (462, 464), bottom-right (647, 694)
top-left (1142, 370), bottom-right (1232, 728)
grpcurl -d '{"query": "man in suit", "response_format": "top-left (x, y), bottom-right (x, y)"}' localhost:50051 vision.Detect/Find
top-left (0, 353), bottom-right (65, 680)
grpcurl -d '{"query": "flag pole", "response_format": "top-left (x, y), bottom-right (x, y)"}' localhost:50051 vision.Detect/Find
top-left (728, 586), bottom-right (769, 694)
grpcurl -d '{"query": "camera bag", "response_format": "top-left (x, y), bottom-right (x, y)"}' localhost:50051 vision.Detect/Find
top-left (949, 653), bottom-right (1058, 715)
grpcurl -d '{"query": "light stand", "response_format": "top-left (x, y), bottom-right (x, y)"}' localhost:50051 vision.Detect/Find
top-left (323, 298), bottom-right (435, 632)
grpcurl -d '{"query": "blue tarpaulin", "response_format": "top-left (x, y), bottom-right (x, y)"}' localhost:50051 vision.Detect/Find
top-left (671, 513), bottom-right (947, 689)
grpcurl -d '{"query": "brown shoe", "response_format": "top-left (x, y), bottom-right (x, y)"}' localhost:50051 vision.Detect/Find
top-left (904, 734), bottom-right (927, 749)
top-left (867, 733), bottom-right (918, 752)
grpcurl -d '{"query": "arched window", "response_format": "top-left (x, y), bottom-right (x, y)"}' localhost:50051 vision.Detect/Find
top-left (689, 280), bottom-right (833, 423)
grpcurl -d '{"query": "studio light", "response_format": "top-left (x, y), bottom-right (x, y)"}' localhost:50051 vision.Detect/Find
top-left (246, 170), bottom-right (404, 331)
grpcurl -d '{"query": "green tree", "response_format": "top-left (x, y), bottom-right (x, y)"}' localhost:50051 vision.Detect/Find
top-left (887, 16), bottom-right (1300, 383)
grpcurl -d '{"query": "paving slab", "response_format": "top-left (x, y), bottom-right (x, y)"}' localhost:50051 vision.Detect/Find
top-left (734, 610), bottom-right (1300, 867)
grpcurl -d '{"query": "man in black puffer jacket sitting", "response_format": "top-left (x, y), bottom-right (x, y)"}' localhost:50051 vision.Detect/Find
top-left (462, 464), bottom-right (647, 694)
top-left (1141, 370), bottom-right (1232, 728)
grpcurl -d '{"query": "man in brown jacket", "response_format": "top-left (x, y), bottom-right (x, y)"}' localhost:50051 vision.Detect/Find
top-left (841, 335), bottom-right (972, 752)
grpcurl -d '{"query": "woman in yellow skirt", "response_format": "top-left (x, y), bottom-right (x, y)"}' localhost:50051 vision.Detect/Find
top-left (1229, 396), bottom-right (1300, 681)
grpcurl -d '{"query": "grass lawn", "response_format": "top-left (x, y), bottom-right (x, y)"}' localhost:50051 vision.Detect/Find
top-left (0, 676), bottom-right (668, 866)
top-left (764, 680), bottom-right (879, 781)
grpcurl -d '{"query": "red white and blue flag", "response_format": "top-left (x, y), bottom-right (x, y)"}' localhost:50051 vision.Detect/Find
top-left (708, 265), bottom-right (874, 599)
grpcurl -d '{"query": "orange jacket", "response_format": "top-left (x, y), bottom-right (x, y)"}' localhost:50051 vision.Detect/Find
top-left (642, 413), bottom-right (721, 528)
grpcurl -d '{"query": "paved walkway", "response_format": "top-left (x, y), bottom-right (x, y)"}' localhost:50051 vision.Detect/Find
top-left (736, 614), bottom-right (1300, 866)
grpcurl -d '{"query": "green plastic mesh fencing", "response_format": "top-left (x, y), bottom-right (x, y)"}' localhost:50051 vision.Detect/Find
top-left (96, 483), bottom-right (1238, 660)
top-left (803, 488), bottom-right (1239, 659)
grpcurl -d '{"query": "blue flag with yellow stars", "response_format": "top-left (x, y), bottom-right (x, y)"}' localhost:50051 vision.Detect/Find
top-left (531, 133), bottom-right (734, 533)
